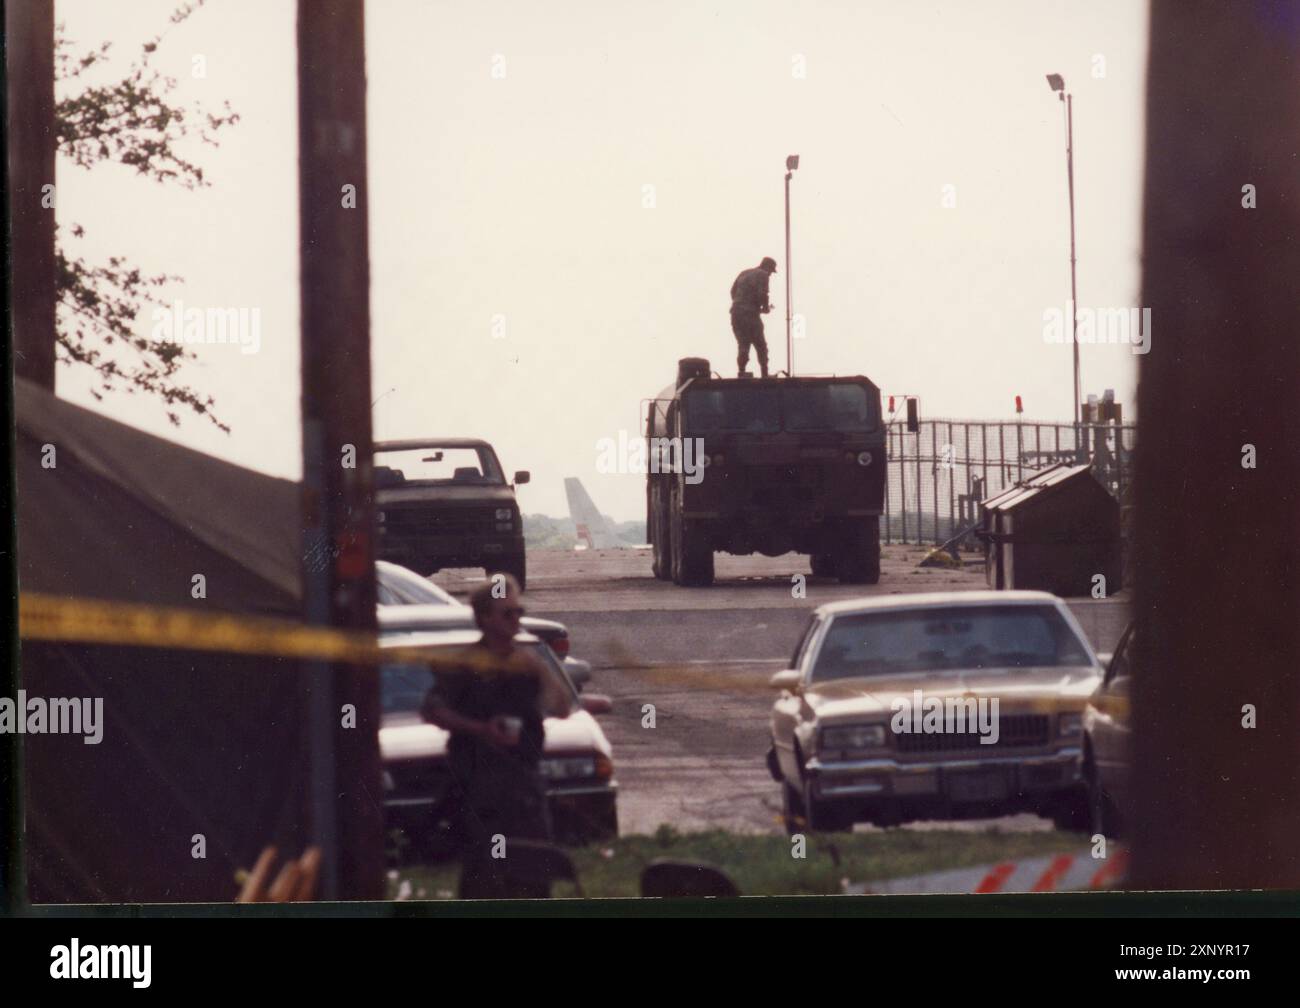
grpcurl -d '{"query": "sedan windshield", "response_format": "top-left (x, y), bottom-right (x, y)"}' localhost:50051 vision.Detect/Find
top-left (381, 641), bottom-right (578, 715)
top-left (810, 605), bottom-right (1092, 682)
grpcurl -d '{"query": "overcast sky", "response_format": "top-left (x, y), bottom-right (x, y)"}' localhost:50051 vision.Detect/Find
top-left (54, 0), bottom-right (1148, 521)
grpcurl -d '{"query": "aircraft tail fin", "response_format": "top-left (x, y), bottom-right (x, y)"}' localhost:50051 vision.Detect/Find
top-left (564, 477), bottom-right (621, 550)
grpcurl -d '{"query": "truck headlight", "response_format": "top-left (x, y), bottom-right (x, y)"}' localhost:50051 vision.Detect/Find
top-left (1058, 713), bottom-right (1083, 737)
top-left (856, 451), bottom-right (873, 466)
top-left (494, 508), bottom-right (512, 520)
top-left (821, 724), bottom-right (887, 751)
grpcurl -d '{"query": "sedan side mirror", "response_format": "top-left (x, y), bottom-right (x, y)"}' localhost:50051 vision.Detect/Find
top-left (514, 470), bottom-right (531, 485)
top-left (565, 658), bottom-right (592, 690)
top-left (769, 669), bottom-right (802, 691)
top-left (580, 693), bottom-right (613, 715)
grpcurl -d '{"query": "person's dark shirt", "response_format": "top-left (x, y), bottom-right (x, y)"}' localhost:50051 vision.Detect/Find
top-left (427, 641), bottom-right (548, 770)
top-left (731, 267), bottom-right (771, 312)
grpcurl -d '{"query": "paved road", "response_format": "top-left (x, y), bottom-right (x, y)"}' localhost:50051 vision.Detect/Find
top-left (430, 547), bottom-right (1131, 836)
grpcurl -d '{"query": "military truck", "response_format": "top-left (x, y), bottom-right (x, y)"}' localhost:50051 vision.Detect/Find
top-left (646, 358), bottom-right (885, 587)
top-left (373, 438), bottom-right (529, 588)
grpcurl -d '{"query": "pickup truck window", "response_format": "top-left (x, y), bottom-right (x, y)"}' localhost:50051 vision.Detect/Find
top-left (374, 445), bottom-right (504, 486)
top-left (811, 605), bottom-right (1092, 681)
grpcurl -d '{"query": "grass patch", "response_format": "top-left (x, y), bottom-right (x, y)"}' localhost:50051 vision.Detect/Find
top-left (387, 825), bottom-right (1086, 899)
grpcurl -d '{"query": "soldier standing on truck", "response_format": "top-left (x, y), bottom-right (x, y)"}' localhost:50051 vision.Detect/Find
top-left (730, 256), bottom-right (777, 378)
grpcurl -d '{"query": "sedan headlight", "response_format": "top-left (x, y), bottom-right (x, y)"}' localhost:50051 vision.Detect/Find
top-left (1058, 713), bottom-right (1083, 737)
top-left (820, 724), bottom-right (888, 751)
top-left (494, 508), bottom-right (513, 520)
top-left (539, 755), bottom-right (597, 781)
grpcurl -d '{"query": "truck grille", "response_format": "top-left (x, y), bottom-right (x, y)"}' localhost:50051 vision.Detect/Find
top-left (749, 464), bottom-right (823, 488)
top-left (894, 713), bottom-right (1051, 754)
top-left (378, 506), bottom-right (494, 537)
top-left (743, 465), bottom-right (823, 508)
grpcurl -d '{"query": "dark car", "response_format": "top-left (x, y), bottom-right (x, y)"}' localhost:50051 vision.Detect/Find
top-left (373, 438), bottom-right (529, 588)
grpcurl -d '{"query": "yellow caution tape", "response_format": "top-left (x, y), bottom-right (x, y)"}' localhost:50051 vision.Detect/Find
top-left (17, 592), bottom-right (510, 673)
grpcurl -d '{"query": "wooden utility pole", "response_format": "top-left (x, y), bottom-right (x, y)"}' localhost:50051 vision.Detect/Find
top-left (6, 0), bottom-right (57, 388)
top-left (1132, 0), bottom-right (1300, 888)
top-left (3, 0), bottom-right (56, 915)
top-left (297, 0), bottom-right (382, 900)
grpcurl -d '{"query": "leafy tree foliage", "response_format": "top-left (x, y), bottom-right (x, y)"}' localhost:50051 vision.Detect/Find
top-left (55, 1), bottom-right (239, 430)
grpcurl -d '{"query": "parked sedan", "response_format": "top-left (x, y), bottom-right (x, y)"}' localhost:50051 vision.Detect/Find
top-left (767, 590), bottom-right (1103, 833)
top-left (376, 559), bottom-right (574, 661)
top-left (1082, 620), bottom-right (1133, 838)
top-left (379, 610), bottom-right (618, 855)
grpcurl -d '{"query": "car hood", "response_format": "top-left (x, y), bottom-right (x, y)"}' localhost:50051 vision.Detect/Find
top-left (381, 709), bottom-right (611, 761)
top-left (805, 666), bottom-right (1101, 721)
top-left (376, 485), bottom-right (517, 506)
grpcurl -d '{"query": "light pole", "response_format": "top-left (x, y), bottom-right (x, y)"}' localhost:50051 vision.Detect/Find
top-left (1046, 74), bottom-right (1081, 431)
top-left (784, 154), bottom-right (799, 376)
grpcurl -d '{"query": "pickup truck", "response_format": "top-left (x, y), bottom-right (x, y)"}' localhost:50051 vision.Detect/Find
top-left (373, 438), bottom-right (529, 588)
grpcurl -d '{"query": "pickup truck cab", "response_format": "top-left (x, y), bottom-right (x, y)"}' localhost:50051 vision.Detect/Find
top-left (373, 438), bottom-right (529, 588)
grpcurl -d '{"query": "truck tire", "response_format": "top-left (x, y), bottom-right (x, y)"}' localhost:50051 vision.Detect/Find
top-left (651, 507), bottom-right (669, 580)
top-left (488, 555), bottom-right (527, 592)
top-left (671, 511), bottom-right (714, 587)
top-left (838, 517), bottom-right (881, 585)
top-left (810, 553), bottom-right (836, 578)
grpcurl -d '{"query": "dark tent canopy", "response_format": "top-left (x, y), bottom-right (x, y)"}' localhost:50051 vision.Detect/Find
top-left (15, 379), bottom-right (320, 903)
top-left (15, 376), bottom-right (302, 617)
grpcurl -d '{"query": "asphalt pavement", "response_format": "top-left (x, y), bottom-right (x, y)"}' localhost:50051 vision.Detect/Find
top-left (430, 546), bottom-right (1132, 836)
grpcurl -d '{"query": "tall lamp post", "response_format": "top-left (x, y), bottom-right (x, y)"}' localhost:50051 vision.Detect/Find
top-left (784, 154), bottom-right (799, 376)
top-left (1046, 74), bottom-right (1081, 431)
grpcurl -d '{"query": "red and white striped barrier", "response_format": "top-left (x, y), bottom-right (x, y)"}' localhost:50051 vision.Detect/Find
top-left (845, 847), bottom-right (1129, 895)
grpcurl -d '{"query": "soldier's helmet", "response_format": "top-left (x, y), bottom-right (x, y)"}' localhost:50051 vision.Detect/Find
top-left (760, 256), bottom-right (777, 273)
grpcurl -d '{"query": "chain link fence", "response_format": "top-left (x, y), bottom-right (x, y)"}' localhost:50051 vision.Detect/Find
top-left (882, 419), bottom-right (1136, 546)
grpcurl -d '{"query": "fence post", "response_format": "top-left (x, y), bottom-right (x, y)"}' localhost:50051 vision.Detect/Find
top-left (915, 426), bottom-right (923, 546)
top-left (932, 423), bottom-right (940, 544)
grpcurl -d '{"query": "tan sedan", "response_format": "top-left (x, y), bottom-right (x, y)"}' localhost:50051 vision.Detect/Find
top-left (767, 591), bottom-right (1103, 833)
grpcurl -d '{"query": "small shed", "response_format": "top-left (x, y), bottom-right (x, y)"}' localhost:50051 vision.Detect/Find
top-left (978, 463), bottom-right (1121, 597)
